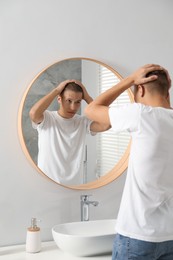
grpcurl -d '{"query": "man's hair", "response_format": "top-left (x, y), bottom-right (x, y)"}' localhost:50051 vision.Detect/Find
top-left (144, 70), bottom-right (170, 96)
top-left (60, 82), bottom-right (84, 98)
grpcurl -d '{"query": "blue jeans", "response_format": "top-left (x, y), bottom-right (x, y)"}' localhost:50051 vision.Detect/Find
top-left (112, 234), bottom-right (173, 260)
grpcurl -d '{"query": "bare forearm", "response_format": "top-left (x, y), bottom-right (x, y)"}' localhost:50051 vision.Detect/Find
top-left (29, 88), bottom-right (59, 123)
top-left (84, 76), bottom-right (133, 124)
top-left (84, 94), bottom-right (93, 104)
top-left (85, 63), bottom-right (164, 125)
top-left (93, 77), bottom-right (133, 106)
top-left (90, 121), bottom-right (111, 132)
top-left (86, 63), bottom-right (164, 110)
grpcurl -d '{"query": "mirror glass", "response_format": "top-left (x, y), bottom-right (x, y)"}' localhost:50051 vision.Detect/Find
top-left (19, 58), bottom-right (133, 189)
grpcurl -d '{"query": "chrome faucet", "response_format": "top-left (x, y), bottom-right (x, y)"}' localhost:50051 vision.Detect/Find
top-left (80, 195), bottom-right (99, 221)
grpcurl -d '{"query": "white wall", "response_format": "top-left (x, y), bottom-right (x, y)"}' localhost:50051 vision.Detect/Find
top-left (1, 0), bottom-right (173, 246)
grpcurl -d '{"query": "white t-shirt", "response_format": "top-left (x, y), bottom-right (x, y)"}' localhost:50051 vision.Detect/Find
top-left (109, 103), bottom-right (173, 242)
top-left (32, 110), bottom-right (93, 185)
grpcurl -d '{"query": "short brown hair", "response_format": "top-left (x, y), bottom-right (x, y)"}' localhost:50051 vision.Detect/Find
top-left (144, 70), bottom-right (170, 96)
top-left (60, 82), bottom-right (84, 98)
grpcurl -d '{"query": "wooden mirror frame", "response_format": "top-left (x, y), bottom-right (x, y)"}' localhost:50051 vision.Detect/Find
top-left (18, 57), bottom-right (134, 190)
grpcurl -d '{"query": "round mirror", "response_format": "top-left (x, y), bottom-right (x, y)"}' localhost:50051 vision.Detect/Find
top-left (18, 58), bottom-right (133, 189)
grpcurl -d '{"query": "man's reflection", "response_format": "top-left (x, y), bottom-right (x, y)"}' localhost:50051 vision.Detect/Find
top-left (29, 80), bottom-right (110, 185)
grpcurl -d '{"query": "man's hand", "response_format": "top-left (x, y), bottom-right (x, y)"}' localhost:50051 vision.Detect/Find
top-left (55, 80), bottom-right (72, 94)
top-left (130, 64), bottom-right (171, 86)
top-left (73, 80), bottom-right (93, 104)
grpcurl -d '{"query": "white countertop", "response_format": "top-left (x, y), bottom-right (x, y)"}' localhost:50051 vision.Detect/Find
top-left (0, 241), bottom-right (112, 260)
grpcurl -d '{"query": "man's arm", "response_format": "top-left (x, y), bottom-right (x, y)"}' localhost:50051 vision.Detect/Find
top-left (29, 80), bottom-right (72, 124)
top-left (85, 64), bottom-right (164, 125)
top-left (90, 121), bottom-right (111, 132)
top-left (74, 80), bottom-right (93, 104)
top-left (74, 80), bottom-right (111, 132)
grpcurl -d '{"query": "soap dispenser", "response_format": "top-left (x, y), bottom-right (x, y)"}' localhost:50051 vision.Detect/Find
top-left (26, 218), bottom-right (41, 253)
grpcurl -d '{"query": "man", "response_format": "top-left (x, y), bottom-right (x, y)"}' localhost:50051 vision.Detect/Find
top-left (85, 64), bottom-right (173, 259)
top-left (29, 80), bottom-right (109, 185)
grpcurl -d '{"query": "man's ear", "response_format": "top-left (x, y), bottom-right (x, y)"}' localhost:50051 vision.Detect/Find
top-left (138, 84), bottom-right (145, 97)
top-left (57, 95), bottom-right (62, 104)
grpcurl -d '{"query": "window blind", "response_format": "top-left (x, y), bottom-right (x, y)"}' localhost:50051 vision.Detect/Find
top-left (96, 66), bottom-right (131, 178)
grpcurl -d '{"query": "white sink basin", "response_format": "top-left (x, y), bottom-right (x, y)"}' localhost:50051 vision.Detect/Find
top-left (52, 219), bottom-right (116, 257)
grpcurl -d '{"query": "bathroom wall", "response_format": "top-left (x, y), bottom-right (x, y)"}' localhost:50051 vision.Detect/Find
top-left (1, 0), bottom-right (173, 246)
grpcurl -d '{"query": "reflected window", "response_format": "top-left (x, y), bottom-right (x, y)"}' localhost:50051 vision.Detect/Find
top-left (96, 66), bottom-right (131, 177)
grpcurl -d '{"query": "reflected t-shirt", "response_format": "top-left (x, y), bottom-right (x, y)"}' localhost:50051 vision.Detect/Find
top-left (32, 111), bottom-right (93, 185)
